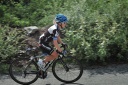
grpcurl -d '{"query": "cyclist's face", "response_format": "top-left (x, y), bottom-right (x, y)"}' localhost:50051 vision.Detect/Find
top-left (61, 22), bottom-right (67, 28)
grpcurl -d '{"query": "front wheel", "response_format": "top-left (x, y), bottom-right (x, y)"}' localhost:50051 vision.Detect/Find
top-left (9, 58), bottom-right (39, 85)
top-left (52, 56), bottom-right (83, 83)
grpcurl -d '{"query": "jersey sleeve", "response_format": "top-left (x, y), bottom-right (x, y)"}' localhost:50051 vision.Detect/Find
top-left (52, 29), bottom-right (59, 40)
top-left (48, 25), bottom-right (59, 40)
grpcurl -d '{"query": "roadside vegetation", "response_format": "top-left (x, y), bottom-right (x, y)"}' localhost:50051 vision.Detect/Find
top-left (0, 0), bottom-right (128, 72)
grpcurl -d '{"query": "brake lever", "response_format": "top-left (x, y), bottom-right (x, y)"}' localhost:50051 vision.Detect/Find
top-left (60, 45), bottom-right (66, 51)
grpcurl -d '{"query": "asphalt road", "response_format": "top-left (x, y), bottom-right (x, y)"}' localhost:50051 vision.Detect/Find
top-left (1, 64), bottom-right (128, 85)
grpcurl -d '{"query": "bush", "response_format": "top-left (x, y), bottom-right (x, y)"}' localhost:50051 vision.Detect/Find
top-left (64, 0), bottom-right (128, 63)
top-left (0, 0), bottom-right (128, 64)
top-left (0, 26), bottom-right (26, 62)
top-left (0, 0), bottom-right (79, 27)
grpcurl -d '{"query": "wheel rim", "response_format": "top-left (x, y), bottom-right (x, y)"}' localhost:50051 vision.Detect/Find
top-left (53, 57), bottom-right (83, 83)
top-left (9, 58), bottom-right (38, 84)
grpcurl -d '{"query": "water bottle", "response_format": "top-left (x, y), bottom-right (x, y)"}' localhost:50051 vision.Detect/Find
top-left (37, 59), bottom-right (44, 69)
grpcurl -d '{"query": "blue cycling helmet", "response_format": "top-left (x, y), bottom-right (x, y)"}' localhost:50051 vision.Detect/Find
top-left (55, 14), bottom-right (68, 23)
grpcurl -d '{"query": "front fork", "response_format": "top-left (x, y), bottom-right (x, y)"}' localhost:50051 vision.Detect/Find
top-left (59, 59), bottom-right (69, 72)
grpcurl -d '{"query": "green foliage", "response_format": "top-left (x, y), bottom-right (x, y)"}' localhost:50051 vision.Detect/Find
top-left (0, 26), bottom-right (25, 61)
top-left (0, 0), bottom-right (79, 27)
top-left (64, 0), bottom-right (128, 63)
top-left (0, 64), bottom-right (9, 73)
top-left (0, 0), bottom-right (128, 64)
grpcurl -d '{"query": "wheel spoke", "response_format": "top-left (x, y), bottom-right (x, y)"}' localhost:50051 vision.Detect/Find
top-left (9, 58), bottom-right (38, 84)
top-left (52, 56), bottom-right (83, 83)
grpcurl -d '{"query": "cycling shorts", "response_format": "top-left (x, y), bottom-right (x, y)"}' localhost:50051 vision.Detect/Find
top-left (39, 43), bottom-right (54, 55)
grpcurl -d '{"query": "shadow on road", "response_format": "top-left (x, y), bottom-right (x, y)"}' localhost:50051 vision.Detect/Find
top-left (60, 83), bottom-right (84, 85)
top-left (44, 83), bottom-right (84, 85)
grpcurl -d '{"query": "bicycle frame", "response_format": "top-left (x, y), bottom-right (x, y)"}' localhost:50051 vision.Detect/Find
top-left (9, 45), bottom-right (83, 85)
top-left (28, 52), bottom-right (67, 73)
top-left (28, 55), bottom-right (57, 72)
top-left (24, 45), bottom-right (68, 74)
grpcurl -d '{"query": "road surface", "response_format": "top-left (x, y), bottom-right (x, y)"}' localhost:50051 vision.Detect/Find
top-left (0, 64), bottom-right (128, 85)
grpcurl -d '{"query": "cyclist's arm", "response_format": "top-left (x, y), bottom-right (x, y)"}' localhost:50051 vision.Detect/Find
top-left (57, 36), bottom-right (63, 44)
top-left (52, 29), bottom-right (62, 52)
top-left (53, 39), bottom-right (62, 52)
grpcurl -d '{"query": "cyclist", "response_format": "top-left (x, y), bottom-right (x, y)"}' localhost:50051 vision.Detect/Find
top-left (38, 14), bottom-right (68, 69)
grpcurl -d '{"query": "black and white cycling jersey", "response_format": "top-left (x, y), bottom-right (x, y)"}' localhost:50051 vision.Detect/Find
top-left (39, 24), bottom-right (60, 44)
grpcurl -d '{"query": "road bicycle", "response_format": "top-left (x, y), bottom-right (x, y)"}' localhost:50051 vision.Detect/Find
top-left (9, 46), bottom-right (83, 85)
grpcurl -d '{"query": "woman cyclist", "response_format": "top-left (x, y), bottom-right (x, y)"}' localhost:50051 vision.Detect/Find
top-left (38, 14), bottom-right (68, 69)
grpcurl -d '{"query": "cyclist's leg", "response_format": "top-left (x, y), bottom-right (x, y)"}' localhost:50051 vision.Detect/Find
top-left (43, 51), bottom-right (58, 62)
top-left (39, 43), bottom-right (58, 63)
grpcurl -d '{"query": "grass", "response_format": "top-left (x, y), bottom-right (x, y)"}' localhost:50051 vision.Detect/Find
top-left (0, 63), bottom-right (9, 74)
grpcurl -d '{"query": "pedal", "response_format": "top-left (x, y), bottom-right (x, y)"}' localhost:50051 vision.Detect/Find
top-left (38, 71), bottom-right (47, 79)
top-left (42, 71), bottom-right (47, 79)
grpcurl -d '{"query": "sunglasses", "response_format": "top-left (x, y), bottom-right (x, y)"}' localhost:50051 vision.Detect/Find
top-left (63, 22), bottom-right (67, 24)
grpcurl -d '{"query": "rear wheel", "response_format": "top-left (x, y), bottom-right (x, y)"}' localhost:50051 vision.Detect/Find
top-left (52, 56), bottom-right (83, 83)
top-left (9, 58), bottom-right (39, 85)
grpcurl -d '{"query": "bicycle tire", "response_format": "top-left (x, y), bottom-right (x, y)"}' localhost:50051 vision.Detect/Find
top-left (9, 58), bottom-right (39, 85)
top-left (52, 56), bottom-right (83, 83)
